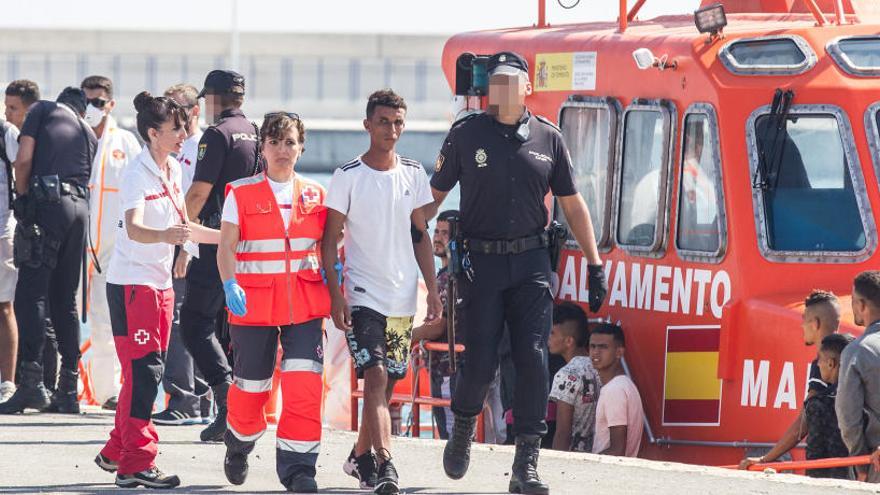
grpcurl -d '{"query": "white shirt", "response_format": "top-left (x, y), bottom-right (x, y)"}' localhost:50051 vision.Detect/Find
top-left (177, 129), bottom-right (203, 194)
top-left (0, 123), bottom-right (19, 237)
top-left (107, 147), bottom-right (185, 290)
top-left (222, 175), bottom-right (294, 227)
top-left (325, 155), bottom-right (433, 317)
top-left (592, 374), bottom-right (644, 457)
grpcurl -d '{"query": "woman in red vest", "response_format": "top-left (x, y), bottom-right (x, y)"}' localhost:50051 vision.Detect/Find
top-left (217, 112), bottom-right (330, 493)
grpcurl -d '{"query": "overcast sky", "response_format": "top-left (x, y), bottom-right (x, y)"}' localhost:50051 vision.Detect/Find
top-left (5, 0), bottom-right (699, 34)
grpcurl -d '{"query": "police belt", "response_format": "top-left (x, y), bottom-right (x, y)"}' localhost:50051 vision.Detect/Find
top-left (464, 232), bottom-right (549, 255)
top-left (60, 181), bottom-right (89, 199)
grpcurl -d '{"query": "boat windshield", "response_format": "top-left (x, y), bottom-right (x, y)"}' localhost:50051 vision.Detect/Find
top-left (754, 114), bottom-right (866, 252)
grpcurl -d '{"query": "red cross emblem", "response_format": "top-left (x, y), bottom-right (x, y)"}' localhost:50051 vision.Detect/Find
top-left (134, 329), bottom-right (150, 345)
top-left (302, 186), bottom-right (320, 205)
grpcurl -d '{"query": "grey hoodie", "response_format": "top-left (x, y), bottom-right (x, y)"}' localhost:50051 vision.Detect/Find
top-left (836, 320), bottom-right (880, 481)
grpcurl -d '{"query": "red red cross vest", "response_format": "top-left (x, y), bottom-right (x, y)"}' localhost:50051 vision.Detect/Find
top-left (224, 173), bottom-right (330, 326)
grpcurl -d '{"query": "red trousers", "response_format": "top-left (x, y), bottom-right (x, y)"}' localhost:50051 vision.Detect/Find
top-left (100, 284), bottom-right (173, 475)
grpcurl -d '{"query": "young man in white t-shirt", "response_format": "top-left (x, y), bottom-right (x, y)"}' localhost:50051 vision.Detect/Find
top-left (548, 302), bottom-right (601, 453)
top-left (322, 89), bottom-right (441, 495)
top-left (589, 323), bottom-right (644, 458)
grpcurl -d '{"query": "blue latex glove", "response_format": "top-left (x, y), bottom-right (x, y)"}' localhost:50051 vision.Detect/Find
top-left (223, 278), bottom-right (247, 317)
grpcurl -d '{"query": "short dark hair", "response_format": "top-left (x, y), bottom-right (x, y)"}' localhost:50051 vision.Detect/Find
top-left (553, 302), bottom-right (590, 348)
top-left (591, 323), bottom-right (625, 347)
top-left (366, 89), bottom-right (407, 119)
top-left (133, 91), bottom-right (185, 143)
top-left (820, 333), bottom-right (853, 358)
top-left (5, 79), bottom-right (40, 106)
top-left (261, 112), bottom-right (306, 147)
top-left (437, 210), bottom-right (459, 223)
top-left (854, 271), bottom-right (880, 307)
top-left (81, 75), bottom-right (114, 99)
top-left (805, 289), bottom-right (838, 308)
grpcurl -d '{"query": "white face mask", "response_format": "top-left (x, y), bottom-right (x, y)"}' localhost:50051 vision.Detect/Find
top-left (84, 104), bottom-right (106, 128)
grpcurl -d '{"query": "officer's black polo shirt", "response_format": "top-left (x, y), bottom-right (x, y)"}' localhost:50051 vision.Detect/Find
top-left (20, 100), bottom-right (96, 187)
top-left (431, 111), bottom-right (576, 240)
top-left (192, 107), bottom-right (258, 222)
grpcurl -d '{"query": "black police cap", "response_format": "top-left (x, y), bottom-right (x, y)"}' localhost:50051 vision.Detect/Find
top-left (57, 86), bottom-right (87, 116)
top-left (198, 69), bottom-right (245, 98)
top-left (487, 52), bottom-right (529, 76)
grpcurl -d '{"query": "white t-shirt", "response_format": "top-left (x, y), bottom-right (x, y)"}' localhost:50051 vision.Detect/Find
top-left (222, 175), bottom-right (294, 227)
top-left (107, 146), bottom-right (185, 290)
top-left (592, 374), bottom-right (644, 457)
top-left (1, 123), bottom-right (19, 237)
top-left (177, 129), bottom-right (203, 194)
top-left (325, 155), bottom-right (433, 317)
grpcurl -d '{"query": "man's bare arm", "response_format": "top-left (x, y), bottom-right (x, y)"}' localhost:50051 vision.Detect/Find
top-left (13, 136), bottom-right (35, 195)
top-left (185, 181), bottom-right (213, 222)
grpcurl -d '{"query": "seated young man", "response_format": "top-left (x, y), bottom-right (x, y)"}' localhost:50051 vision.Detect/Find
top-left (548, 302), bottom-right (601, 453)
top-left (589, 323), bottom-right (643, 457)
top-left (804, 333), bottom-right (854, 479)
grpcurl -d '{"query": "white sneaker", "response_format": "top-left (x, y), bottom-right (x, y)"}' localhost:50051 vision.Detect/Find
top-left (0, 381), bottom-right (15, 403)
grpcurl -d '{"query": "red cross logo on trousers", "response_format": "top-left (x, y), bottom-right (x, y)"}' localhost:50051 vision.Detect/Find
top-left (302, 187), bottom-right (319, 205)
top-left (134, 329), bottom-right (150, 345)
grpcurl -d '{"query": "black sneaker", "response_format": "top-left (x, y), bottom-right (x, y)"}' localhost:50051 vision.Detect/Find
top-left (102, 396), bottom-right (118, 411)
top-left (343, 446), bottom-right (378, 488)
top-left (284, 473), bottom-right (318, 493)
top-left (224, 450), bottom-right (248, 485)
top-left (94, 453), bottom-right (118, 473)
top-left (115, 466), bottom-right (181, 489)
top-left (152, 408), bottom-right (201, 426)
top-left (374, 457), bottom-right (400, 495)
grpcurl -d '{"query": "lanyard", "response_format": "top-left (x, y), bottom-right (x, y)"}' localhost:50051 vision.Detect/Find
top-left (154, 161), bottom-right (186, 224)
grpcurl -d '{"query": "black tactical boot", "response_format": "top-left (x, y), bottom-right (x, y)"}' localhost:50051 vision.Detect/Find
top-left (443, 414), bottom-right (476, 479)
top-left (47, 368), bottom-right (80, 414)
top-left (223, 430), bottom-right (253, 485)
top-left (508, 435), bottom-right (549, 495)
top-left (0, 361), bottom-right (51, 414)
top-left (201, 381), bottom-right (230, 442)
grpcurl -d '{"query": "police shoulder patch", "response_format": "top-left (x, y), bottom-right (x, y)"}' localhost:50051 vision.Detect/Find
top-left (198, 143), bottom-right (207, 161)
top-left (434, 153), bottom-right (445, 172)
top-left (534, 114), bottom-right (561, 132)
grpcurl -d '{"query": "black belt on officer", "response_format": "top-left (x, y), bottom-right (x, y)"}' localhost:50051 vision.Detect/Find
top-left (60, 181), bottom-right (89, 199)
top-left (464, 232), bottom-right (549, 255)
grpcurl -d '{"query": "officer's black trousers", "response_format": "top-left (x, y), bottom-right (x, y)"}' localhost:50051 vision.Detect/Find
top-left (16, 194), bottom-right (88, 373)
top-left (451, 248), bottom-right (553, 437)
top-left (180, 245), bottom-right (232, 387)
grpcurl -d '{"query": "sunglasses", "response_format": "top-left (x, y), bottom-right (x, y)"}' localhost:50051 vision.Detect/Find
top-left (86, 97), bottom-right (109, 109)
top-left (264, 111), bottom-right (300, 121)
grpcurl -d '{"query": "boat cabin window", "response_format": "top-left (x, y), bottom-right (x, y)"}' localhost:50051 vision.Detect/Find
top-left (676, 111), bottom-right (724, 257)
top-left (719, 36), bottom-right (816, 75)
top-left (558, 99), bottom-right (617, 247)
top-left (616, 108), bottom-right (669, 250)
top-left (828, 36), bottom-right (880, 76)
top-left (752, 112), bottom-right (866, 254)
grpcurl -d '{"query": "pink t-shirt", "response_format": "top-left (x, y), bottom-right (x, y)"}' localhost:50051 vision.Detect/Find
top-left (592, 374), bottom-right (644, 457)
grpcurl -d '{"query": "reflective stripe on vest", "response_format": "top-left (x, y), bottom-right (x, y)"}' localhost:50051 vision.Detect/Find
top-left (234, 376), bottom-right (273, 393)
top-left (236, 255), bottom-right (321, 275)
top-left (238, 238), bottom-right (317, 254)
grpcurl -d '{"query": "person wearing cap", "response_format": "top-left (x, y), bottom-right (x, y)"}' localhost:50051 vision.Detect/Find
top-left (0, 87), bottom-right (97, 414)
top-left (429, 51), bottom-right (608, 494)
top-left (180, 69), bottom-right (261, 442)
top-left (79, 75), bottom-right (141, 411)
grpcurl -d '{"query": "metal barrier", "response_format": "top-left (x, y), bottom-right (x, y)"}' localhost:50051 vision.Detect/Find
top-left (720, 455), bottom-right (871, 472)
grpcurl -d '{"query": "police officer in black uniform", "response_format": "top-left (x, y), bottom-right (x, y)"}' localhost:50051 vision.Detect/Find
top-left (430, 52), bottom-right (607, 494)
top-left (0, 87), bottom-right (96, 414)
top-left (180, 70), bottom-right (260, 441)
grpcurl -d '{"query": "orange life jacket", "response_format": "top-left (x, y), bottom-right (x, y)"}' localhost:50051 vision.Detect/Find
top-left (225, 173), bottom-right (330, 326)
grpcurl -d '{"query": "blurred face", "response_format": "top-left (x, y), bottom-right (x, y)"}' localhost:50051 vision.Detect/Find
top-left (817, 349), bottom-right (839, 384)
top-left (433, 220), bottom-right (450, 258)
top-left (590, 333), bottom-right (623, 372)
top-left (548, 324), bottom-right (571, 356)
top-left (205, 94), bottom-right (221, 124)
top-left (487, 72), bottom-right (531, 116)
top-left (364, 105), bottom-right (405, 153)
top-left (148, 118), bottom-right (186, 156)
top-left (262, 127), bottom-right (303, 175)
top-left (801, 307), bottom-right (821, 346)
top-left (4, 95), bottom-right (28, 128)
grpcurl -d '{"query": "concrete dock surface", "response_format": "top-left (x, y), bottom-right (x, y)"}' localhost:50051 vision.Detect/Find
top-left (1, 408), bottom-right (878, 494)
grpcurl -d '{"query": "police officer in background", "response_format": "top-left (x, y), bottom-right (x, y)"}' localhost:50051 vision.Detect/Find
top-left (181, 70), bottom-right (260, 441)
top-left (0, 87), bottom-right (96, 414)
top-left (430, 52), bottom-right (607, 494)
